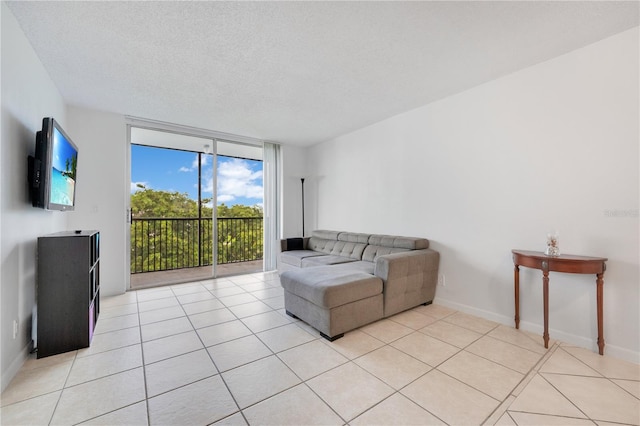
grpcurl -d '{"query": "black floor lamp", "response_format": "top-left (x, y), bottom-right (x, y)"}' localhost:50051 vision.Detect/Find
top-left (301, 178), bottom-right (305, 237)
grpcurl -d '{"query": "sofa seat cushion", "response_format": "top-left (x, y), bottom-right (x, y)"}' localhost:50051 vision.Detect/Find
top-left (280, 250), bottom-right (328, 268)
top-left (301, 255), bottom-right (357, 268)
top-left (324, 261), bottom-right (375, 275)
top-left (281, 269), bottom-right (382, 309)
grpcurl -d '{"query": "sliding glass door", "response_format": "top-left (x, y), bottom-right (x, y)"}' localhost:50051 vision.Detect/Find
top-left (215, 141), bottom-right (264, 277)
top-left (126, 124), bottom-right (268, 290)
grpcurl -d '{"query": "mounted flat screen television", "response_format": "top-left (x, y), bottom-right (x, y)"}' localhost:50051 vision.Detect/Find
top-left (28, 117), bottom-right (79, 211)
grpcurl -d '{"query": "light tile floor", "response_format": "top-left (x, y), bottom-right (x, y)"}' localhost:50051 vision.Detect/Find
top-left (1, 271), bottom-right (638, 425)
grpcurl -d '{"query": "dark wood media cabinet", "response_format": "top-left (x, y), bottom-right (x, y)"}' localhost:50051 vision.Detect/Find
top-left (37, 230), bottom-right (100, 358)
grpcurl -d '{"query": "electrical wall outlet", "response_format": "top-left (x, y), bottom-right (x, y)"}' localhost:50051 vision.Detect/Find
top-left (12, 320), bottom-right (18, 339)
top-left (438, 273), bottom-right (446, 286)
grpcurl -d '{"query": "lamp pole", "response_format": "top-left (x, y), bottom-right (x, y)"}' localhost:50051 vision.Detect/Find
top-left (301, 178), bottom-right (305, 237)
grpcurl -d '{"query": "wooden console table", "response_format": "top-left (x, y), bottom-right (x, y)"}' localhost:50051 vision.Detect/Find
top-left (512, 250), bottom-right (607, 355)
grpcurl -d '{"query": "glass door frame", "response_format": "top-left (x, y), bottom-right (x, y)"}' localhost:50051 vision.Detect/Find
top-left (210, 145), bottom-right (218, 280)
top-left (125, 116), bottom-right (265, 290)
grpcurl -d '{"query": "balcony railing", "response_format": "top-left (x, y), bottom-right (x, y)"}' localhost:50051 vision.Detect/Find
top-left (130, 217), bottom-right (263, 274)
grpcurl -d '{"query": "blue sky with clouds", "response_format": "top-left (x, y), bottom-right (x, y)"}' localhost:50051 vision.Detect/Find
top-left (131, 145), bottom-right (263, 206)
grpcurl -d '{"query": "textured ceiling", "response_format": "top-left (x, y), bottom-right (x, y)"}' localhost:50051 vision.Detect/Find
top-left (6, 1), bottom-right (639, 146)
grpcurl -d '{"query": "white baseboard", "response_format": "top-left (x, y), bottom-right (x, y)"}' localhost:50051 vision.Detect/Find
top-left (433, 297), bottom-right (513, 326)
top-left (1, 344), bottom-right (30, 392)
top-left (433, 297), bottom-right (640, 365)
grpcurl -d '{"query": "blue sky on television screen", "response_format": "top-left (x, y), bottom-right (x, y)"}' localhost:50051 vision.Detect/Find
top-left (52, 127), bottom-right (77, 174)
top-left (131, 145), bottom-right (263, 207)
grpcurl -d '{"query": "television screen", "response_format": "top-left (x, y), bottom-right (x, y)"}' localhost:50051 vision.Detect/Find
top-left (29, 118), bottom-right (79, 211)
top-left (49, 125), bottom-right (77, 208)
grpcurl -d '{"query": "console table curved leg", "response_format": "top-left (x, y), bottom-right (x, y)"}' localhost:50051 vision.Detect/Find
top-left (514, 265), bottom-right (520, 329)
top-left (542, 268), bottom-right (550, 349)
top-left (596, 272), bottom-right (605, 355)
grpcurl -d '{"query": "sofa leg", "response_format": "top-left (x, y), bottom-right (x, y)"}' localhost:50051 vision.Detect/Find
top-left (422, 300), bottom-right (433, 306)
top-left (285, 310), bottom-right (298, 319)
top-left (320, 332), bottom-right (344, 342)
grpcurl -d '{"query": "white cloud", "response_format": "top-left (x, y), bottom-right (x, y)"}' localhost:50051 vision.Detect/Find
top-left (130, 181), bottom-right (149, 193)
top-left (211, 158), bottom-right (263, 203)
top-left (179, 153), bottom-right (209, 173)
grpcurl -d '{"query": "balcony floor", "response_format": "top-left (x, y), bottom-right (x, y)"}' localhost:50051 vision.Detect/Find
top-left (130, 260), bottom-right (263, 290)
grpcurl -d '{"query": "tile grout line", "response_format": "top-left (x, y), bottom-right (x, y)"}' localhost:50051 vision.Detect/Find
top-left (483, 342), bottom-right (561, 425)
top-left (351, 312), bottom-right (491, 424)
top-left (318, 310), bottom-right (494, 423)
top-left (329, 312), bottom-right (496, 424)
top-left (347, 353), bottom-right (447, 425)
top-left (536, 364), bottom-right (594, 422)
top-left (235, 302), bottom-right (344, 422)
top-left (193, 279), bottom-right (263, 425)
top-left (143, 280), bottom-right (243, 423)
top-left (395, 317), bottom-right (552, 425)
top-left (45, 352), bottom-right (76, 426)
top-left (207, 276), bottom-right (340, 423)
top-left (133, 289), bottom-right (152, 426)
top-left (52, 291), bottom-right (146, 426)
top-left (208, 297), bottom-right (255, 426)
top-left (552, 345), bottom-right (640, 400)
top-left (425, 324), bottom-right (515, 425)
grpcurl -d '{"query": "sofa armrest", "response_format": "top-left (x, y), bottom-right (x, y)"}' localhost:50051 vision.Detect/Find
top-left (280, 237), bottom-right (311, 252)
top-left (374, 249), bottom-right (440, 317)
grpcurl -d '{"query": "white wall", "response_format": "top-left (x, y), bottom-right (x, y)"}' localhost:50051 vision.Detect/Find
top-left (67, 107), bottom-right (127, 297)
top-left (281, 144), bottom-right (308, 238)
top-left (1, 2), bottom-right (68, 390)
top-left (307, 27), bottom-right (639, 362)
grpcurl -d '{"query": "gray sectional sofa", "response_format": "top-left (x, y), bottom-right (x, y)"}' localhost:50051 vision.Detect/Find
top-left (279, 230), bottom-right (440, 341)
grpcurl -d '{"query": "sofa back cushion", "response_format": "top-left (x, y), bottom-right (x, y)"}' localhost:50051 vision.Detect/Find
top-left (307, 230), bottom-right (429, 262)
top-left (308, 238), bottom-right (367, 260)
top-left (309, 230), bottom-right (337, 255)
top-left (311, 230), bottom-right (341, 240)
top-left (308, 238), bottom-right (332, 253)
top-left (307, 231), bottom-right (368, 260)
top-left (362, 234), bottom-right (430, 262)
top-left (368, 234), bottom-right (429, 250)
top-left (330, 241), bottom-right (367, 259)
top-left (338, 232), bottom-right (370, 244)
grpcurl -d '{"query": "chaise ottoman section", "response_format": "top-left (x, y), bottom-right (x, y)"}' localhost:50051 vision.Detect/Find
top-left (281, 268), bottom-right (384, 340)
